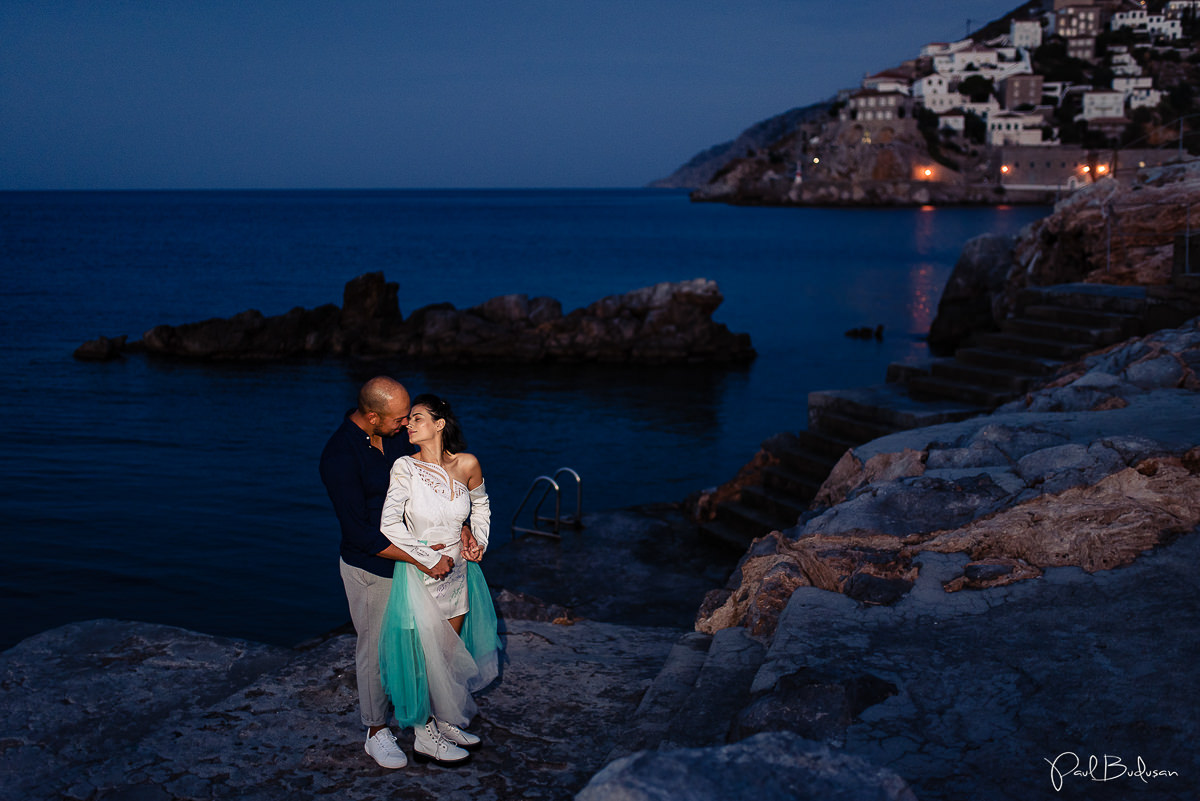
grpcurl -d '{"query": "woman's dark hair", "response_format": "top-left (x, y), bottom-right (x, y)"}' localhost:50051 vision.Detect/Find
top-left (412, 393), bottom-right (467, 454)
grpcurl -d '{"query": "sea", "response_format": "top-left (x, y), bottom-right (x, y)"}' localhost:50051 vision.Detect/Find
top-left (0, 189), bottom-right (1048, 650)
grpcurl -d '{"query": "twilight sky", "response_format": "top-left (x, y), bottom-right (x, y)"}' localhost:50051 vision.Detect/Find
top-left (2, 0), bottom-right (1019, 189)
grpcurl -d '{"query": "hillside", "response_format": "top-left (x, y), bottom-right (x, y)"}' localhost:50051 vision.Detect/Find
top-left (654, 0), bottom-right (1200, 205)
top-left (648, 101), bottom-right (830, 189)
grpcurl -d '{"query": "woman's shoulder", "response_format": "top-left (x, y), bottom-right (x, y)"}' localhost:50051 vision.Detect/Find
top-left (448, 451), bottom-right (482, 485)
top-left (451, 451), bottom-right (480, 469)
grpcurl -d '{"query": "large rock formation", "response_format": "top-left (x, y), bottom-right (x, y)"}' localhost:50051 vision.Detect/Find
top-left (697, 316), bottom-right (1200, 638)
top-left (1010, 160), bottom-right (1200, 292)
top-left (579, 733), bottom-right (917, 801)
top-left (688, 117), bottom-right (1020, 208)
top-left (649, 102), bottom-right (832, 190)
top-left (929, 159), bottom-right (1200, 351)
top-left (925, 233), bottom-right (1015, 355)
top-left (76, 274), bottom-right (755, 365)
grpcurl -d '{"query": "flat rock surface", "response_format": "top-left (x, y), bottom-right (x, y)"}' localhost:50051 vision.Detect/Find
top-left (755, 534), bottom-right (1200, 801)
top-left (0, 505), bottom-right (738, 801)
top-left (0, 617), bottom-right (680, 801)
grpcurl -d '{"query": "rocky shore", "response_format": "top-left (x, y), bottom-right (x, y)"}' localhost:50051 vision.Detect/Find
top-left (74, 275), bottom-right (755, 365)
top-left (696, 315), bottom-right (1200, 637)
top-left (20, 164), bottom-right (1200, 800)
top-left (930, 159), bottom-right (1200, 354)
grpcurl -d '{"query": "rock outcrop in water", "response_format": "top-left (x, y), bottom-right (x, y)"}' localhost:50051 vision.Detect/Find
top-left (74, 274), bottom-right (755, 365)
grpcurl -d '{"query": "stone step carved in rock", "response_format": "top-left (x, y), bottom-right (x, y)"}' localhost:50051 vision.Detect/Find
top-left (1021, 303), bottom-right (1144, 335)
top-left (1003, 316), bottom-right (1125, 346)
top-left (658, 626), bottom-right (767, 751)
top-left (975, 331), bottom-right (1093, 360)
top-left (739, 485), bottom-right (809, 528)
top-left (606, 630), bottom-right (714, 761)
top-left (930, 358), bottom-right (1040, 393)
top-left (954, 347), bottom-right (1063, 377)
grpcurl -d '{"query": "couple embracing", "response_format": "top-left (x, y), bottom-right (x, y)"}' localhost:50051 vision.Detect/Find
top-left (319, 376), bottom-right (501, 770)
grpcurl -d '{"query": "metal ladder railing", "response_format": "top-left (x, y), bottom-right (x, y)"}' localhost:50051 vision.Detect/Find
top-left (510, 467), bottom-right (583, 540)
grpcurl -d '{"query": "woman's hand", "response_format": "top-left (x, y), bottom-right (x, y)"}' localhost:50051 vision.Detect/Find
top-left (461, 526), bottom-right (483, 562)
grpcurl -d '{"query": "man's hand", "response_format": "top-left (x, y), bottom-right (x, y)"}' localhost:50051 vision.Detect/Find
top-left (377, 542), bottom-right (451, 577)
top-left (424, 553), bottom-right (454, 579)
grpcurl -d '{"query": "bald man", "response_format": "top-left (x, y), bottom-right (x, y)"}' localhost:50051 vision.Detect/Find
top-left (319, 376), bottom-right (454, 769)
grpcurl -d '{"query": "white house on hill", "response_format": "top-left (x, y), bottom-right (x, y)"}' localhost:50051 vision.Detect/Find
top-left (1079, 89), bottom-right (1124, 121)
top-left (1011, 18), bottom-right (1044, 50)
top-left (988, 111), bottom-right (1048, 146)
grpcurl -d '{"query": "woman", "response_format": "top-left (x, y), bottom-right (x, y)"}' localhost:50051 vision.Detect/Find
top-left (378, 394), bottom-right (501, 766)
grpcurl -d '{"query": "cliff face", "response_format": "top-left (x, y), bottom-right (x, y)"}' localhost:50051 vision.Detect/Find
top-left (684, 112), bottom-right (1034, 207)
top-left (648, 102), bottom-right (831, 190)
top-left (929, 159), bottom-right (1200, 352)
top-left (1009, 159), bottom-right (1200, 293)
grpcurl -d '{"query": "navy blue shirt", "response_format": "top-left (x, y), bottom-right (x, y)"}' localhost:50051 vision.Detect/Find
top-left (319, 410), bottom-right (414, 578)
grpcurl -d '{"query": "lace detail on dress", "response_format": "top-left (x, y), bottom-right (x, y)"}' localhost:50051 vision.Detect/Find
top-left (410, 458), bottom-right (467, 501)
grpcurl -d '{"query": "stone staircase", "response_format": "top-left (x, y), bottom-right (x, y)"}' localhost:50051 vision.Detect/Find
top-left (698, 283), bottom-right (1162, 551)
top-left (607, 627), bottom-right (766, 761)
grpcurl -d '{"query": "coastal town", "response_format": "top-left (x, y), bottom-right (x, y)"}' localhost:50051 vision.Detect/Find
top-left (684, 0), bottom-right (1200, 205)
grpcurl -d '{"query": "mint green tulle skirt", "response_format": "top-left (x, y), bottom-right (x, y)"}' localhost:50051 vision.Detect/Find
top-left (379, 561), bottom-right (501, 728)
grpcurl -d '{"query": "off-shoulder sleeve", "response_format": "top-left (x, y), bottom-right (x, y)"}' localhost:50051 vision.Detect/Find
top-left (468, 480), bottom-right (491, 553)
top-left (380, 457), bottom-right (443, 570)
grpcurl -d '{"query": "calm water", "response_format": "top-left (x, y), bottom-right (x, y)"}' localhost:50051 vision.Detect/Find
top-left (0, 190), bottom-right (1047, 649)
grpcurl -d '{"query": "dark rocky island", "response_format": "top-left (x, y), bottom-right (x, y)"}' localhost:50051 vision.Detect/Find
top-left (74, 276), bottom-right (755, 366)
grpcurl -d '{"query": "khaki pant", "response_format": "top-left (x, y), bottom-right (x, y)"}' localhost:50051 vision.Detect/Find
top-left (339, 558), bottom-right (393, 728)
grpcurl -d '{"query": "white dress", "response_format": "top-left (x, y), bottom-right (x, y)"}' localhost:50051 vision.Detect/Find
top-left (378, 455), bottom-right (496, 727)
top-left (380, 456), bottom-right (479, 617)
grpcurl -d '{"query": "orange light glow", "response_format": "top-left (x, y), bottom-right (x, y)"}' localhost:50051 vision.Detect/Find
top-left (1082, 165), bottom-right (1091, 173)
top-left (923, 168), bottom-right (933, 177)
top-left (1096, 164), bottom-right (1109, 175)
top-left (1000, 165), bottom-right (1010, 174)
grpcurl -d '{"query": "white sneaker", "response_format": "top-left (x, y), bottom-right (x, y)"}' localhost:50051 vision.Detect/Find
top-left (412, 718), bottom-right (471, 766)
top-left (364, 728), bottom-right (408, 769)
top-left (436, 717), bottom-right (482, 750)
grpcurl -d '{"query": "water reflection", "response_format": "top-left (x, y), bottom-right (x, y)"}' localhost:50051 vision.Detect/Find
top-left (907, 261), bottom-right (940, 335)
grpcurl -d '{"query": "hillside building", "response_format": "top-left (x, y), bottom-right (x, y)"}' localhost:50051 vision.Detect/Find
top-left (988, 111), bottom-right (1049, 145)
top-left (998, 145), bottom-right (1179, 190)
top-left (913, 73), bottom-right (963, 113)
top-left (1011, 18), bottom-right (1044, 50)
top-left (1080, 89), bottom-right (1125, 120)
top-left (1054, 4), bottom-right (1102, 38)
top-left (1002, 74), bottom-right (1045, 109)
top-left (1112, 76), bottom-right (1162, 110)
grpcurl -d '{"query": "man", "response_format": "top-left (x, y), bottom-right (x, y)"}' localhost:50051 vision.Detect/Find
top-left (319, 376), bottom-right (455, 769)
